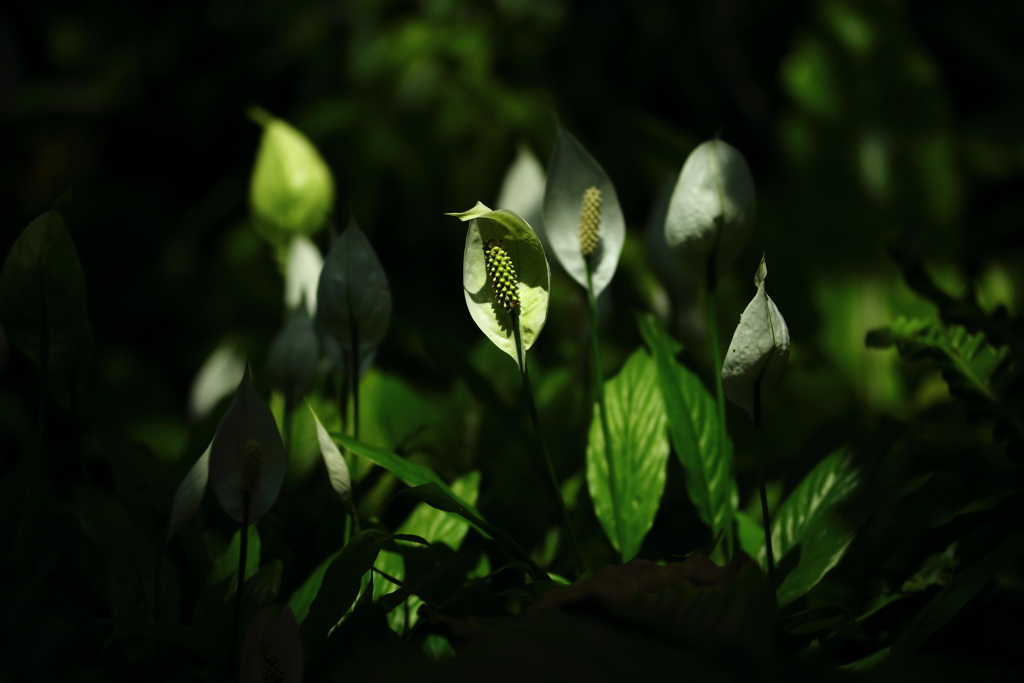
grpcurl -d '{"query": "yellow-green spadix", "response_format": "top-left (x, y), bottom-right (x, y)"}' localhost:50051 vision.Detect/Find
top-left (721, 255), bottom-right (790, 418)
top-left (249, 107), bottom-right (335, 246)
top-left (210, 369), bottom-right (286, 523)
top-left (664, 139), bottom-right (756, 279)
top-left (447, 202), bottom-right (550, 369)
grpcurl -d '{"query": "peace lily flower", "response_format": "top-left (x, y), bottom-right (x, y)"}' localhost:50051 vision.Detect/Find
top-left (542, 123), bottom-right (625, 297)
top-left (248, 107), bottom-right (335, 247)
top-left (240, 606), bottom-right (303, 683)
top-left (447, 202), bottom-right (550, 369)
top-left (664, 139), bottom-right (756, 282)
top-left (210, 369), bottom-right (287, 523)
top-left (721, 255), bottom-right (790, 420)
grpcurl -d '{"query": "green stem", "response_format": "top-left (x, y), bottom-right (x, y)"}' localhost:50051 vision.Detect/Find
top-left (753, 383), bottom-right (777, 610)
top-left (584, 259), bottom-right (622, 560)
top-left (705, 285), bottom-right (734, 558)
top-left (228, 493), bottom-right (251, 679)
top-left (511, 308), bottom-right (586, 577)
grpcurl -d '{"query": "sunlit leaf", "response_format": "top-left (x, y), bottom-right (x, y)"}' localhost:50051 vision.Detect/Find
top-left (0, 207), bottom-right (88, 373)
top-left (267, 306), bottom-right (321, 408)
top-left (448, 202), bottom-right (550, 368)
top-left (166, 444), bottom-right (211, 542)
top-left (309, 402), bottom-right (351, 501)
top-left (721, 256), bottom-right (790, 419)
top-left (284, 234), bottom-right (323, 315)
top-left (765, 448), bottom-right (860, 606)
top-left (210, 371), bottom-right (286, 523)
top-left (317, 219), bottom-right (392, 364)
top-left (637, 313), bottom-right (736, 536)
top-left (664, 139), bottom-right (756, 279)
top-left (586, 347), bottom-right (669, 560)
top-left (249, 107), bottom-right (335, 245)
top-left (542, 123), bottom-right (625, 296)
top-left (241, 606), bottom-right (303, 683)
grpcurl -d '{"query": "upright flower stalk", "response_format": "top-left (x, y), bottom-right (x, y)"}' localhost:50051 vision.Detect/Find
top-left (448, 202), bottom-right (585, 576)
top-left (543, 123), bottom-right (627, 559)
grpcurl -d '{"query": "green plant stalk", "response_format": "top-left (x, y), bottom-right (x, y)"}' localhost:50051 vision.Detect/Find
top-left (584, 258), bottom-right (623, 559)
top-left (228, 492), bottom-right (251, 679)
top-left (753, 381), bottom-right (777, 610)
top-left (705, 285), bottom-right (735, 558)
top-left (511, 308), bottom-right (586, 577)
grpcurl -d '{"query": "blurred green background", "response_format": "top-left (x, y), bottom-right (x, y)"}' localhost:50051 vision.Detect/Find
top-left (1, 0), bottom-right (1023, 672)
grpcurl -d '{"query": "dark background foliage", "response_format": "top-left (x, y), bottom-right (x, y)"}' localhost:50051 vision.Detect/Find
top-left (1, 0), bottom-right (1023, 679)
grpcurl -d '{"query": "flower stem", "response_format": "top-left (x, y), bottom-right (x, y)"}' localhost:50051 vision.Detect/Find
top-left (705, 284), bottom-right (735, 558)
top-left (753, 382), bottom-right (777, 610)
top-left (228, 492), bottom-right (250, 680)
top-left (584, 258), bottom-right (622, 560)
top-left (511, 308), bottom-right (586, 577)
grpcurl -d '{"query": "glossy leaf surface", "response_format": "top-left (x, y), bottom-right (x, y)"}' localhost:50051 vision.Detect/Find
top-left (638, 314), bottom-right (736, 537)
top-left (166, 444), bottom-right (211, 542)
top-left (310, 403), bottom-right (351, 501)
top-left (586, 347), bottom-right (669, 560)
top-left (543, 123), bottom-right (625, 296)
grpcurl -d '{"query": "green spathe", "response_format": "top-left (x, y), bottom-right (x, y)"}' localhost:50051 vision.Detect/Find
top-left (543, 123), bottom-right (625, 297)
top-left (721, 256), bottom-right (790, 418)
top-left (665, 139), bottom-right (756, 278)
top-left (0, 208), bottom-right (88, 373)
top-left (449, 202), bottom-right (550, 368)
top-left (249, 108), bottom-right (335, 244)
top-left (210, 370), bottom-right (287, 523)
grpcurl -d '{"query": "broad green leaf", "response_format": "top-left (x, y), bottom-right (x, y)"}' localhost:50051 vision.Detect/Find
top-left (288, 549), bottom-right (341, 625)
top-left (901, 542), bottom-right (957, 593)
top-left (267, 305), bottom-right (321, 408)
top-left (208, 525), bottom-right (261, 594)
top-left (166, 444), bottom-right (211, 542)
top-left (448, 202), bottom-right (550, 368)
top-left (664, 139), bottom-right (756, 278)
top-left (766, 448), bottom-right (860, 606)
top-left (317, 219), bottom-right (392, 364)
top-left (300, 529), bottom-right (400, 656)
top-left (542, 123), bottom-right (625, 297)
top-left (284, 235), bottom-right (323, 315)
top-left (375, 471), bottom-right (481, 632)
top-left (392, 483), bottom-right (547, 580)
top-left (309, 402), bottom-right (350, 501)
top-left (638, 314), bottom-right (736, 536)
top-left (721, 256), bottom-right (790, 419)
top-left (241, 606), bottom-right (303, 683)
top-left (497, 144), bottom-right (546, 236)
top-left (867, 317), bottom-right (1024, 452)
top-left (585, 347), bottom-right (669, 560)
top-left (0, 208), bottom-right (88, 373)
top-left (249, 108), bottom-right (334, 245)
top-left (328, 429), bottom-right (480, 518)
top-left (892, 527), bottom-right (1024, 656)
top-left (209, 370), bottom-right (286, 523)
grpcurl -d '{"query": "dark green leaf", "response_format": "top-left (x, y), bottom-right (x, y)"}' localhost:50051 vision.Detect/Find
top-left (317, 219), bottom-right (391, 362)
top-left (288, 549), bottom-right (341, 625)
top-left (769, 448), bottom-right (860, 606)
top-left (0, 208), bottom-right (88, 373)
top-left (267, 305), bottom-right (321, 407)
top-left (586, 347), bottom-right (669, 560)
top-left (104, 622), bottom-right (225, 663)
top-left (208, 524), bottom-right (261, 593)
top-left (637, 313), bottom-right (736, 536)
top-left (891, 527), bottom-right (1024, 656)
